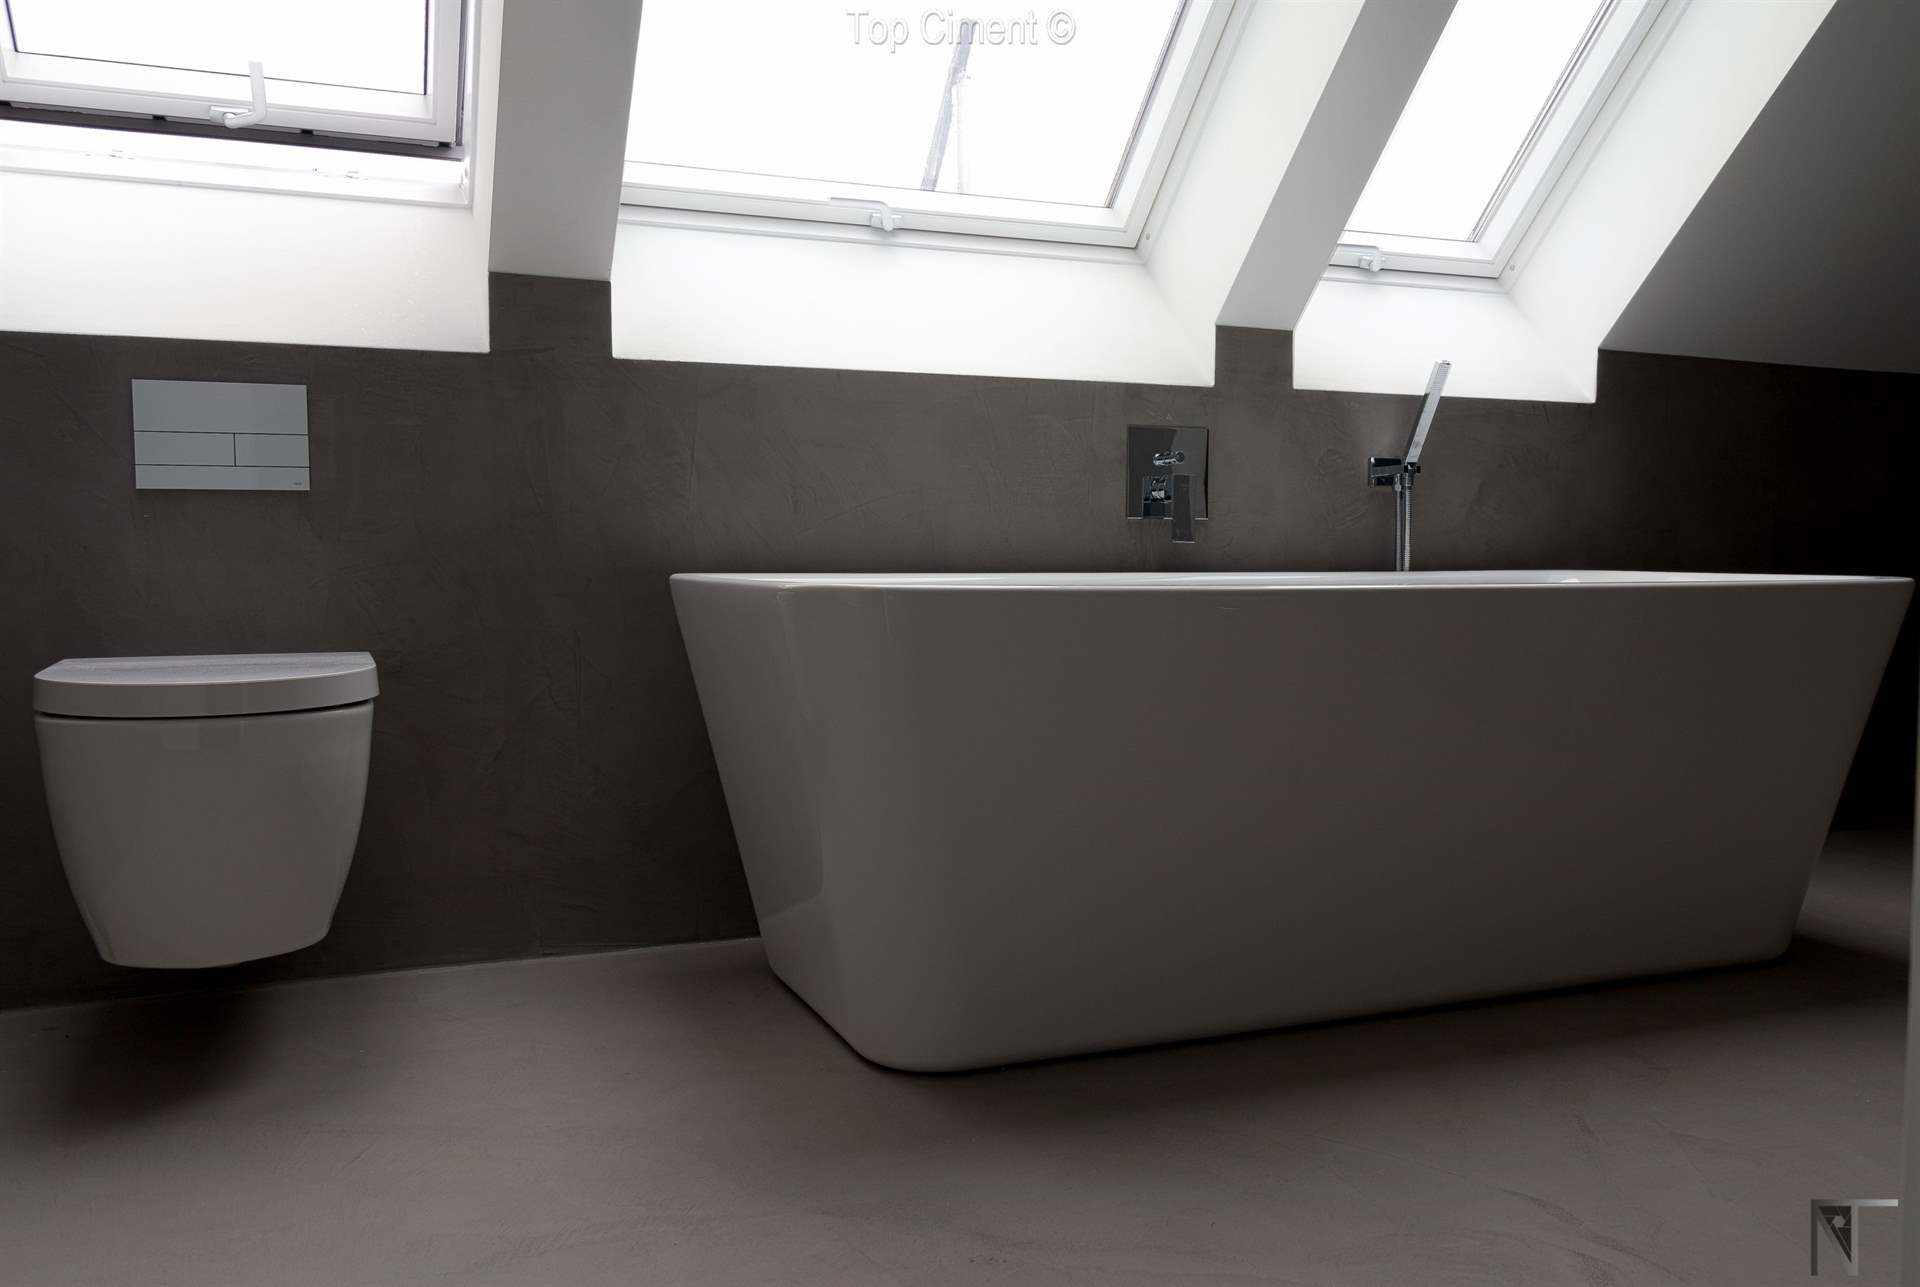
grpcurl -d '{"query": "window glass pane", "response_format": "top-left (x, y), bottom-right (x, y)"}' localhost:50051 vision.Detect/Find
top-left (1346, 0), bottom-right (1605, 242)
top-left (5, 0), bottom-right (430, 95)
top-left (626, 1), bottom-right (1185, 208)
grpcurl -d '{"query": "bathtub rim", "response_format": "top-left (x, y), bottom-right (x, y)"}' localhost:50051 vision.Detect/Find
top-left (672, 570), bottom-right (1912, 592)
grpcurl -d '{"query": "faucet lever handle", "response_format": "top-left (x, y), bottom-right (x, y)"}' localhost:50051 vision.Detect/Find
top-left (1170, 473), bottom-right (1195, 544)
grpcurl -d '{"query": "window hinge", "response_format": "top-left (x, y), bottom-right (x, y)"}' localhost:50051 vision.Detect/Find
top-left (209, 61), bottom-right (269, 129)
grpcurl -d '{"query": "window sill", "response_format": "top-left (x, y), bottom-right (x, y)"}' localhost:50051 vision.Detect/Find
top-left (0, 118), bottom-right (470, 207)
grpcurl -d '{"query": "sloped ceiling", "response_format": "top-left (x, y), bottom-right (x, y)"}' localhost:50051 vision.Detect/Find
top-left (1605, 0), bottom-right (1920, 374)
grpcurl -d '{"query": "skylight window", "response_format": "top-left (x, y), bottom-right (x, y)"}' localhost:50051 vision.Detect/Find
top-left (0, 0), bottom-right (464, 147)
top-left (622, 1), bottom-right (1235, 246)
top-left (1335, 0), bottom-right (1671, 278)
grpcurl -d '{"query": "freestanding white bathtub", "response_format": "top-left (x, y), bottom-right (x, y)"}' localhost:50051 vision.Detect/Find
top-left (672, 572), bottom-right (1911, 1071)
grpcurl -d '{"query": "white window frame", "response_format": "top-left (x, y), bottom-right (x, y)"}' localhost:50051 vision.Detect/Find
top-left (1332, 0), bottom-right (1674, 280)
top-left (0, 0), bottom-right (464, 147)
top-left (620, 0), bottom-right (1236, 248)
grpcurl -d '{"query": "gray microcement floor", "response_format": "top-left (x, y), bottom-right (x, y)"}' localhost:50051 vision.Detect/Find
top-left (1, 831), bottom-right (1911, 1286)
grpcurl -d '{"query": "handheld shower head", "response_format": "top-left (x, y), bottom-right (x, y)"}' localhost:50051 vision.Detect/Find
top-left (1402, 360), bottom-right (1451, 469)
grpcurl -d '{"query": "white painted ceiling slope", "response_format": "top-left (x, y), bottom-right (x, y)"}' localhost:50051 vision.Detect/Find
top-left (1605, 0), bottom-right (1920, 374)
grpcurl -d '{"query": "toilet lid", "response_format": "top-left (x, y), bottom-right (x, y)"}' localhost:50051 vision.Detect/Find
top-left (33, 652), bottom-right (378, 719)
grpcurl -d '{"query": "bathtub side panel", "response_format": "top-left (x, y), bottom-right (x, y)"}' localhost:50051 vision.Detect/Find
top-left (678, 577), bottom-right (1909, 1071)
top-left (798, 580), bottom-right (1908, 1069)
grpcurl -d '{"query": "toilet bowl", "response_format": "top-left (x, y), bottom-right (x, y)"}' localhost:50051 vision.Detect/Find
top-left (33, 653), bottom-right (378, 968)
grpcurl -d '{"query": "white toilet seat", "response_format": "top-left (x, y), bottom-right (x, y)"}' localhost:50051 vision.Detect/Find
top-left (35, 652), bottom-right (377, 719)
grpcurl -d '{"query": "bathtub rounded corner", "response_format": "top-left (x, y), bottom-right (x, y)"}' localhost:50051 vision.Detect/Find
top-left (835, 1031), bottom-right (982, 1075)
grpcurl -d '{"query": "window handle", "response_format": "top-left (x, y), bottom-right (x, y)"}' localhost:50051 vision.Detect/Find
top-left (210, 61), bottom-right (269, 129)
top-left (829, 197), bottom-right (901, 233)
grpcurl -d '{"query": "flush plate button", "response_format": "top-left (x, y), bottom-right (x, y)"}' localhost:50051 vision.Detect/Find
top-left (132, 379), bottom-right (309, 492)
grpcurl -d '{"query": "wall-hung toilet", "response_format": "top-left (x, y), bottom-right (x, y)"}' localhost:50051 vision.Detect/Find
top-left (32, 653), bottom-right (378, 968)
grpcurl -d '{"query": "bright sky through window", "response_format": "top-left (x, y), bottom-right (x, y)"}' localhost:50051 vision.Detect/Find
top-left (626, 1), bottom-right (1185, 209)
top-left (1346, 0), bottom-right (1608, 243)
top-left (5, 0), bottom-right (430, 95)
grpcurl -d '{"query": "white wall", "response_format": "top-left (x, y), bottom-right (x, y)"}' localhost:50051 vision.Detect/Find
top-left (0, 0), bottom-right (501, 351)
top-left (0, 176), bottom-right (491, 350)
top-left (1294, 280), bottom-right (1588, 401)
top-left (610, 217), bottom-right (1210, 385)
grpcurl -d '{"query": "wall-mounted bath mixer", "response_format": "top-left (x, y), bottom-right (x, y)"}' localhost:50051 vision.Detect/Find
top-left (1127, 425), bottom-right (1208, 544)
top-left (1368, 360), bottom-right (1451, 572)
